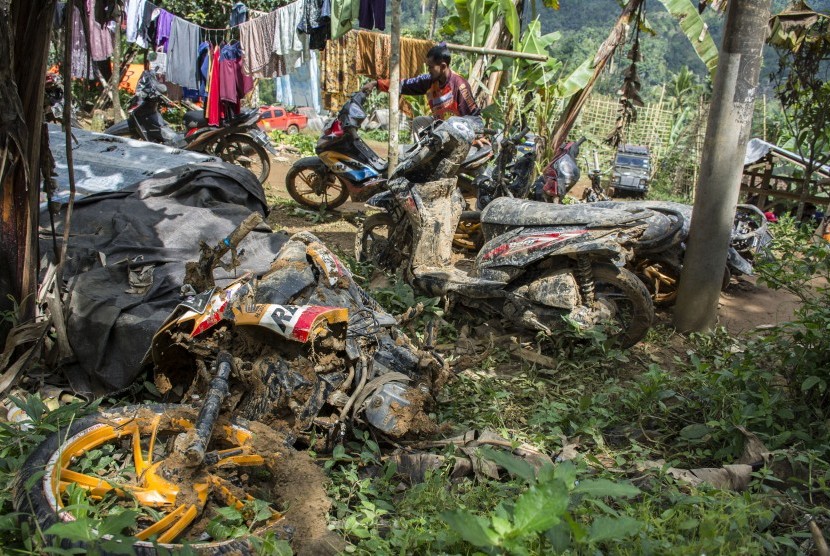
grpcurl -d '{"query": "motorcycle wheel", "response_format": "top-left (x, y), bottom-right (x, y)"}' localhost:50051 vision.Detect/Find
top-left (285, 164), bottom-right (348, 210)
top-left (14, 404), bottom-right (314, 555)
top-left (215, 134), bottom-right (271, 184)
top-left (355, 213), bottom-right (409, 270)
top-left (589, 263), bottom-right (654, 348)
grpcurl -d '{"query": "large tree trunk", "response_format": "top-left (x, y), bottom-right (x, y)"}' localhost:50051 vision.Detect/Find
top-left (0, 1), bottom-right (57, 338)
top-left (673, 0), bottom-right (772, 333)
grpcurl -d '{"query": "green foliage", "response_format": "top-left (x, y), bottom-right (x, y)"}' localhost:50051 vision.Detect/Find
top-left (270, 130), bottom-right (316, 157)
top-left (655, 0), bottom-right (719, 78)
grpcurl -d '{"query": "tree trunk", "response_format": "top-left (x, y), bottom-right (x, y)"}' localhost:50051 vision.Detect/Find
top-left (673, 0), bottom-right (772, 333)
top-left (387, 0), bottom-right (401, 172)
top-left (0, 1), bottom-right (57, 334)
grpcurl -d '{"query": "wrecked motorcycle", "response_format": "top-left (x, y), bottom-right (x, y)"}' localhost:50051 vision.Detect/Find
top-left (593, 201), bottom-right (773, 305)
top-left (15, 229), bottom-right (445, 553)
top-left (357, 116), bottom-right (657, 347)
top-left (286, 91), bottom-right (493, 210)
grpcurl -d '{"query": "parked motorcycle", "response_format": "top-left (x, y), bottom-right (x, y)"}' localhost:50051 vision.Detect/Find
top-left (44, 70), bottom-right (81, 128)
top-left (593, 200), bottom-right (773, 305)
top-left (357, 117), bottom-right (658, 347)
top-left (532, 136), bottom-right (586, 201)
top-left (104, 70), bottom-right (275, 183)
top-left (285, 91), bottom-right (494, 210)
top-left (15, 225), bottom-right (444, 553)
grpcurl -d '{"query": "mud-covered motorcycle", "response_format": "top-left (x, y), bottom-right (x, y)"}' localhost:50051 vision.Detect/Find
top-left (15, 224), bottom-right (445, 554)
top-left (357, 116), bottom-right (659, 347)
top-left (593, 200), bottom-right (773, 305)
top-left (285, 91), bottom-right (494, 210)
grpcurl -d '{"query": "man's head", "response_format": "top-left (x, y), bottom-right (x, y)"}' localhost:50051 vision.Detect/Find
top-left (426, 43), bottom-right (452, 83)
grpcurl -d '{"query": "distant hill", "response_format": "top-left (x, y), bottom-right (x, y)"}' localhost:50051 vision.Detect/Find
top-left (404, 0), bottom-right (830, 101)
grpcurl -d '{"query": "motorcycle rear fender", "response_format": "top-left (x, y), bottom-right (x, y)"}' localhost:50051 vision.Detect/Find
top-left (476, 227), bottom-right (625, 272)
top-left (294, 155), bottom-right (329, 173)
top-left (366, 190), bottom-right (395, 211)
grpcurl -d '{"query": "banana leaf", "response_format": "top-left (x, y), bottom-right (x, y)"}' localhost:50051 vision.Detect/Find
top-left (657, 0), bottom-right (719, 79)
top-left (499, 0), bottom-right (521, 50)
top-left (554, 57), bottom-right (593, 98)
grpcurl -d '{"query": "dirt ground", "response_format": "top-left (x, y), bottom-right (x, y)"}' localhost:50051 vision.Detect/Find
top-left (260, 157), bottom-right (801, 334)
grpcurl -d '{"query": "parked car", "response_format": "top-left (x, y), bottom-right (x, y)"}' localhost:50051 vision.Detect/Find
top-left (258, 105), bottom-right (308, 134)
top-left (611, 144), bottom-right (651, 197)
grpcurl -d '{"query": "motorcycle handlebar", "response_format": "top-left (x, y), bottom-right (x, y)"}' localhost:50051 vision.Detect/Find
top-left (510, 127), bottom-right (530, 144)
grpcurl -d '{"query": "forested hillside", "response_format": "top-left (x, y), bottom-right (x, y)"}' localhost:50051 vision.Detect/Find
top-left (404, 0), bottom-right (830, 100)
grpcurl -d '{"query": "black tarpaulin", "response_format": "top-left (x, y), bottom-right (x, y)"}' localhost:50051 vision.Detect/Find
top-left (45, 162), bottom-right (287, 396)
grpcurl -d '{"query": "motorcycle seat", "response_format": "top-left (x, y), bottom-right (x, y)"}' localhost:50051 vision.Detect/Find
top-left (480, 197), bottom-right (649, 228)
top-left (183, 110), bottom-right (207, 129)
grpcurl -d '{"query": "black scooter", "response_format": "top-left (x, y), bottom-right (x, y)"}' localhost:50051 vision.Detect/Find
top-left (104, 70), bottom-right (275, 183)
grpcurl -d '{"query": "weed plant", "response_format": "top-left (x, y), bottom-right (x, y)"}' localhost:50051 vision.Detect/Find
top-left (328, 223), bottom-right (830, 554)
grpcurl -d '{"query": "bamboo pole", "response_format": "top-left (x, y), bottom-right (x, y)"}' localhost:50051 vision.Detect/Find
top-left (448, 42), bottom-right (546, 62)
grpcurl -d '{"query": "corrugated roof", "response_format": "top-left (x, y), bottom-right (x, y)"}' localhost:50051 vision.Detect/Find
top-left (744, 137), bottom-right (830, 178)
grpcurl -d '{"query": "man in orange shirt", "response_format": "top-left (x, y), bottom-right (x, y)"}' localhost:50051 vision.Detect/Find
top-left (361, 43), bottom-right (482, 119)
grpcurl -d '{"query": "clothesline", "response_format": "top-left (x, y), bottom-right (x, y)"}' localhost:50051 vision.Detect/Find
top-left (144, 0), bottom-right (299, 34)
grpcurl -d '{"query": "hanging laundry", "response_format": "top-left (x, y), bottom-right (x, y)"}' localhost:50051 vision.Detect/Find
top-left (166, 16), bottom-right (200, 89)
top-left (230, 2), bottom-right (249, 26)
top-left (125, 0), bottom-right (145, 44)
top-left (273, 0), bottom-right (304, 60)
top-left (320, 30), bottom-right (359, 109)
top-left (85, 0), bottom-right (114, 61)
top-left (155, 8), bottom-right (174, 51)
top-left (218, 41), bottom-right (254, 116)
top-left (358, 0), bottom-right (385, 31)
top-left (331, 0), bottom-right (358, 40)
top-left (238, 10), bottom-right (281, 78)
top-left (354, 30), bottom-right (432, 79)
top-left (297, 0), bottom-right (330, 50)
top-left (206, 45), bottom-right (222, 126)
top-left (196, 40), bottom-right (212, 99)
top-left (274, 50), bottom-right (323, 112)
top-left (54, 2), bottom-right (67, 30)
top-left (95, 0), bottom-right (120, 25)
top-left (71, 5), bottom-right (96, 79)
top-left (133, 0), bottom-right (155, 48)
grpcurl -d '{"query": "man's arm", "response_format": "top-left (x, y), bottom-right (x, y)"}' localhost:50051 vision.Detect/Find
top-left (456, 79), bottom-right (481, 117)
top-left (373, 73), bottom-right (433, 96)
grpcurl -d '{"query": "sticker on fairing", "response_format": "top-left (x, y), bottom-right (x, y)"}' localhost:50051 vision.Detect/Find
top-left (308, 244), bottom-right (351, 286)
top-left (481, 230), bottom-right (588, 262)
top-left (233, 304), bottom-right (349, 342)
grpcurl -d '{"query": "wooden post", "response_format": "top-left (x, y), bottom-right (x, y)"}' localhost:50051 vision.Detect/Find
top-left (110, 18), bottom-right (126, 121)
top-left (388, 0), bottom-right (401, 172)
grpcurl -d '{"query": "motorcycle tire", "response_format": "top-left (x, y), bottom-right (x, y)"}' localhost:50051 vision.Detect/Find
top-left (355, 213), bottom-right (409, 270)
top-left (286, 164), bottom-right (348, 210)
top-left (588, 263), bottom-right (654, 348)
top-left (215, 133), bottom-right (271, 184)
top-left (14, 404), bottom-right (317, 555)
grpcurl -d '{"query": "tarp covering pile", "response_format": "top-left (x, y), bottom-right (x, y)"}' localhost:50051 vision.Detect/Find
top-left (45, 161), bottom-right (286, 396)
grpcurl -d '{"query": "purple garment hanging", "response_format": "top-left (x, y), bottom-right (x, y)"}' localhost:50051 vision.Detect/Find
top-left (85, 0), bottom-right (113, 61)
top-left (358, 0), bottom-right (385, 31)
top-left (156, 9), bottom-right (174, 51)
